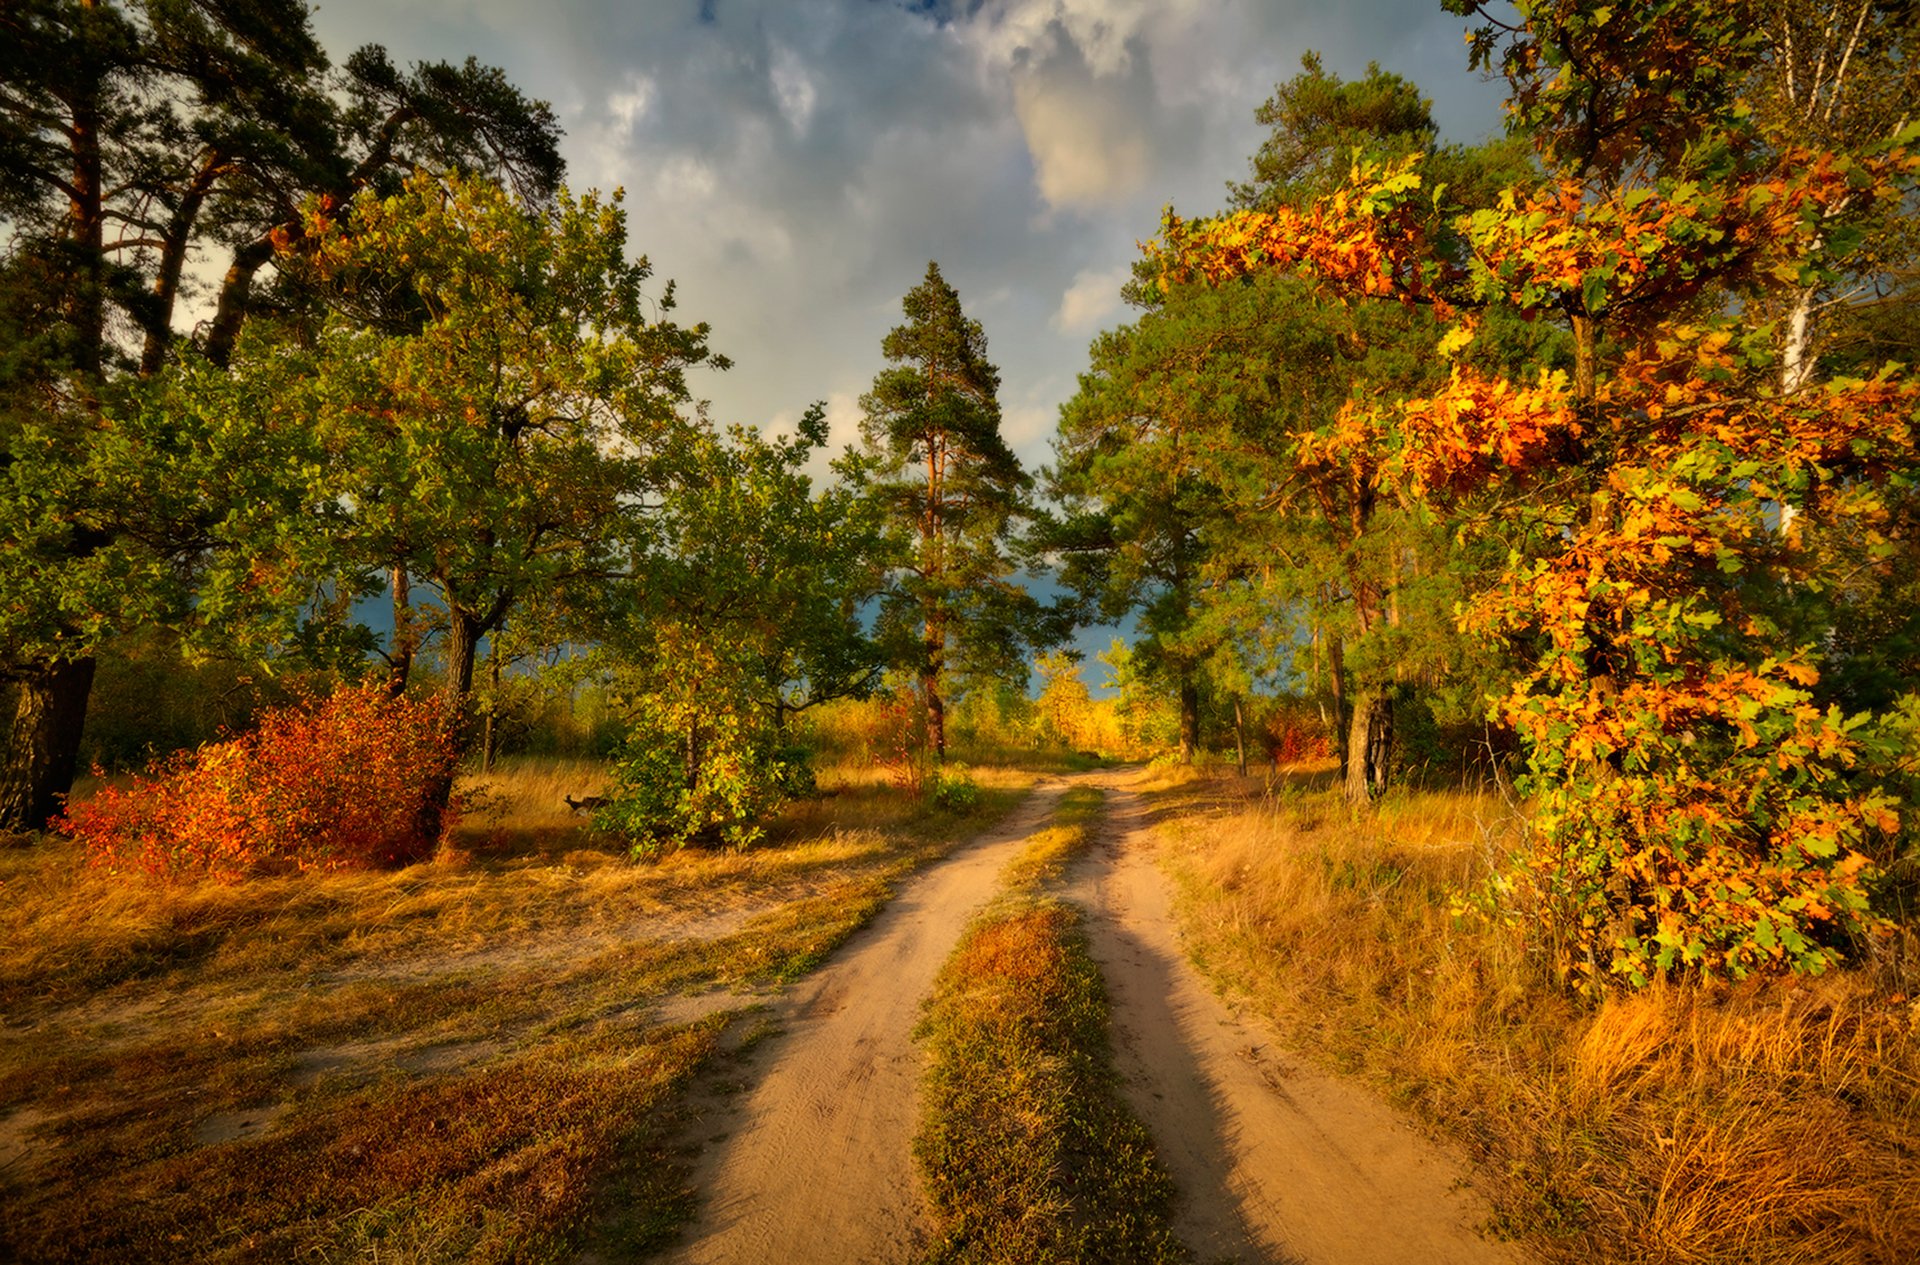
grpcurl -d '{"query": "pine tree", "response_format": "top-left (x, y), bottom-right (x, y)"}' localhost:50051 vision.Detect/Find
top-left (859, 262), bottom-right (1037, 760)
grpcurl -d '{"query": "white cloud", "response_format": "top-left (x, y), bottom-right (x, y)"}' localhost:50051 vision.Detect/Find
top-left (1053, 264), bottom-right (1130, 332)
top-left (1011, 70), bottom-right (1151, 209)
top-left (770, 46), bottom-right (817, 134)
top-left (1000, 402), bottom-right (1054, 453)
top-left (607, 74), bottom-right (655, 137)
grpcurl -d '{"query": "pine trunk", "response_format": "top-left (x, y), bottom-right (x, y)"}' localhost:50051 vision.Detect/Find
top-left (1328, 633), bottom-right (1349, 779)
top-left (923, 670), bottom-right (946, 763)
top-left (1177, 675), bottom-right (1200, 764)
top-left (0, 658), bottom-right (99, 831)
top-left (1343, 687), bottom-right (1392, 807)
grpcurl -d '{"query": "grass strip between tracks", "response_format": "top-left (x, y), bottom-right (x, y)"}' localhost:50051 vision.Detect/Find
top-left (915, 786), bottom-right (1186, 1264)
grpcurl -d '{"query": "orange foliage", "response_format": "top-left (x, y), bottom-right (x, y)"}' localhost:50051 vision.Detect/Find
top-left (1148, 98), bottom-right (1919, 985)
top-left (1149, 156), bottom-right (1455, 312)
top-left (61, 684), bottom-right (461, 881)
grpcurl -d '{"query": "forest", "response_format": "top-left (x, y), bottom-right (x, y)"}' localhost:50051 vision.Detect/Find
top-left (1, 1), bottom-right (1916, 1262)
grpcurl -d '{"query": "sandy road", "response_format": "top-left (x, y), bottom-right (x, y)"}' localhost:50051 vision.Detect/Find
top-left (667, 778), bottom-right (1068, 1265)
top-left (664, 770), bottom-right (1521, 1265)
top-left (1065, 772), bottom-right (1525, 1265)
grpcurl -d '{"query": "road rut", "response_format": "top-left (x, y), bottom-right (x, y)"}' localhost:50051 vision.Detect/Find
top-left (1065, 773), bottom-right (1525, 1265)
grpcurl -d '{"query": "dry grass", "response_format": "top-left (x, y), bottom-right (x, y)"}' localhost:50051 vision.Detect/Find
top-left (0, 756), bottom-right (1037, 1263)
top-left (1145, 766), bottom-right (1920, 1265)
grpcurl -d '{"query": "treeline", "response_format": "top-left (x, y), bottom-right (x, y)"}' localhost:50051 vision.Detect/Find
top-left (1050, 1), bottom-right (1918, 987)
top-left (0, 3), bottom-right (1062, 856)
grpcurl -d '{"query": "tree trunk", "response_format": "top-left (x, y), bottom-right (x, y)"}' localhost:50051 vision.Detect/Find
top-left (1233, 695), bottom-right (1248, 777)
top-left (0, 658), bottom-right (99, 832)
top-left (480, 635), bottom-right (500, 774)
top-left (205, 233), bottom-right (278, 368)
top-left (922, 670), bottom-right (946, 763)
top-left (1777, 284), bottom-right (1818, 537)
top-left (387, 565), bottom-right (415, 696)
top-left (1328, 633), bottom-right (1350, 779)
top-left (1177, 674), bottom-right (1200, 765)
top-left (414, 608), bottom-right (484, 848)
top-left (1343, 687), bottom-right (1392, 807)
top-left (1570, 312), bottom-right (1597, 407)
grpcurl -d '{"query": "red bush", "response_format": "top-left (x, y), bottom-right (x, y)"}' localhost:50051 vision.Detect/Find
top-left (1265, 710), bottom-right (1334, 765)
top-left (61, 683), bottom-right (461, 880)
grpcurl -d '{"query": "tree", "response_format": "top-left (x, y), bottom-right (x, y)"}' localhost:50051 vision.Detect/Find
top-left (1061, 56), bottom-right (1535, 797)
top-left (1158, 1), bottom-right (1919, 983)
top-left (586, 406), bottom-right (888, 849)
top-left (860, 262), bottom-right (1043, 760)
top-left (228, 171), bottom-right (720, 832)
top-left (0, 0), bottom-right (562, 829)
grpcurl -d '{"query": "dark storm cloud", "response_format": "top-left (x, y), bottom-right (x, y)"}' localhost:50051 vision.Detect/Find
top-left (302, 0), bottom-right (1507, 465)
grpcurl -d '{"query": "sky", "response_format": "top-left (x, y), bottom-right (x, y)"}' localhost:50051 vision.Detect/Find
top-left (304, 0), bottom-right (1511, 478)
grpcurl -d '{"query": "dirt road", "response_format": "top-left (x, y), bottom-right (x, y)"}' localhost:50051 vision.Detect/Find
top-left (667, 779), bottom-right (1068, 1265)
top-left (665, 771), bottom-right (1519, 1264)
top-left (1065, 773), bottom-right (1523, 1265)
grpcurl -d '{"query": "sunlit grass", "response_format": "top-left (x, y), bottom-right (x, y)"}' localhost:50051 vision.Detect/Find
top-left (916, 787), bottom-right (1185, 1264)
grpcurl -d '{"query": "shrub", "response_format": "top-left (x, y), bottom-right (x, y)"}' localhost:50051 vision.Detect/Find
top-left (601, 692), bottom-right (796, 858)
top-left (1263, 702), bottom-right (1334, 765)
top-left (930, 766), bottom-right (980, 814)
top-left (60, 684), bottom-right (461, 880)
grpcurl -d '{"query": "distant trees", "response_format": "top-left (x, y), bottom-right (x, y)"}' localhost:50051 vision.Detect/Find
top-left (860, 262), bottom-right (1047, 760)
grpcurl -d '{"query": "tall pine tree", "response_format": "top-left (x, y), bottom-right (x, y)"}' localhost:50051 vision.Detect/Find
top-left (859, 262), bottom-right (1038, 760)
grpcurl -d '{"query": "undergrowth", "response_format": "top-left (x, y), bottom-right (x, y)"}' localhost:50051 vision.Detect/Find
top-left (1148, 767), bottom-right (1920, 1265)
top-left (916, 787), bottom-right (1185, 1264)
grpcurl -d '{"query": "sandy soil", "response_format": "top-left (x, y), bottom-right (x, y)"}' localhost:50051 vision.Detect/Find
top-left (666, 779), bottom-right (1069, 1265)
top-left (1065, 772), bottom-right (1526, 1265)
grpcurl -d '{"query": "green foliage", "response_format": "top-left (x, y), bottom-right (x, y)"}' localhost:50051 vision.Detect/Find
top-left (600, 674), bottom-right (795, 859)
top-left (929, 766), bottom-right (981, 814)
top-left (0, 0), bottom-right (564, 828)
top-left (275, 171), bottom-right (720, 731)
top-left (1231, 52), bottom-right (1439, 208)
top-left (860, 262), bottom-right (1051, 754)
top-left (583, 414), bottom-right (885, 854)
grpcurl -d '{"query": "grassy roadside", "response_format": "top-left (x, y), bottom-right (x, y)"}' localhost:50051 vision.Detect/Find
top-left (1142, 765), bottom-right (1920, 1265)
top-left (0, 759), bottom-right (1035, 1263)
top-left (916, 787), bottom-right (1186, 1264)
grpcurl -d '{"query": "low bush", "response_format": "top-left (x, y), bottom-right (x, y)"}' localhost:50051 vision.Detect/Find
top-left (601, 692), bottom-right (806, 858)
top-left (60, 683), bottom-right (461, 880)
top-left (931, 766), bottom-right (981, 814)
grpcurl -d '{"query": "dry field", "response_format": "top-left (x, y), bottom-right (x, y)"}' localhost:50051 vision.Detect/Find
top-left (0, 757), bottom-right (1034, 1263)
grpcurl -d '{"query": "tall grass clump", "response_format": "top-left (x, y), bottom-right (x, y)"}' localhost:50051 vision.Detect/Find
top-left (1152, 771), bottom-right (1920, 1264)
